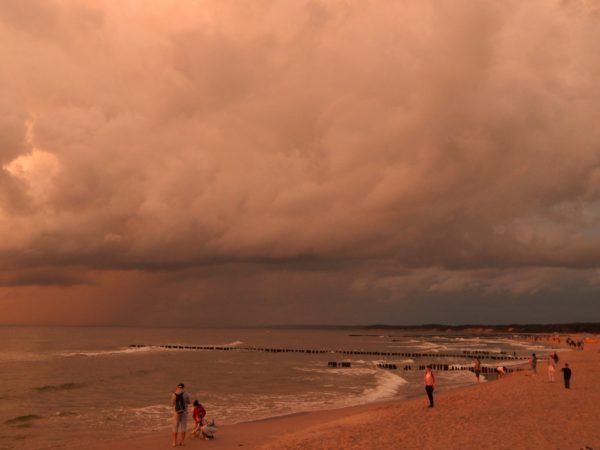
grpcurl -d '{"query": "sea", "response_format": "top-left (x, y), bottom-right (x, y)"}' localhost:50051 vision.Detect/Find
top-left (0, 327), bottom-right (562, 449)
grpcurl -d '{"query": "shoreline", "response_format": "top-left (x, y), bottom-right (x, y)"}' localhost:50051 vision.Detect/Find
top-left (74, 396), bottom-right (417, 450)
top-left (73, 336), bottom-right (599, 450)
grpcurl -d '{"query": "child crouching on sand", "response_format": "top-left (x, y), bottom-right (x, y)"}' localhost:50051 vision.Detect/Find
top-left (201, 417), bottom-right (218, 439)
top-left (192, 400), bottom-right (206, 438)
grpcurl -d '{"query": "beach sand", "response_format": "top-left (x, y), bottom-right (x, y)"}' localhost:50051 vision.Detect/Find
top-left (77, 340), bottom-right (599, 450)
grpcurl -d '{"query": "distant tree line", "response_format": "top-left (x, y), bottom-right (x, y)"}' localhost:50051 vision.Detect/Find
top-left (363, 323), bottom-right (600, 333)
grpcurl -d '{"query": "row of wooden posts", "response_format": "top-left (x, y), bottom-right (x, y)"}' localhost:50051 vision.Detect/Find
top-left (331, 361), bottom-right (523, 373)
top-left (128, 344), bottom-right (527, 361)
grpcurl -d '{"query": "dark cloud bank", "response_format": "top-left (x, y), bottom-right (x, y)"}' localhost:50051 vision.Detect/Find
top-left (1, 0), bottom-right (600, 326)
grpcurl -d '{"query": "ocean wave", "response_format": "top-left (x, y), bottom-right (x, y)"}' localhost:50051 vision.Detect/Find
top-left (5, 414), bottom-right (43, 425)
top-left (34, 382), bottom-right (85, 392)
top-left (54, 411), bottom-right (77, 417)
top-left (208, 370), bottom-right (407, 425)
top-left (459, 346), bottom-right (504, 354)
top-left (413, 342), bottom-right (449, 352)
top-left (438, 370), bottom-right (480, 383)
top-left (295, 366), bottom-right (378, 377)
top-left (60, 341), bottom-right (245, 358)
top-left (60, 346), bottom-right (168, 357)
top-left (129, 404), bottom-right (172, 417)
top-left (358, 370), bottom-right (407, 403)
top-left (0, 351), bottom-right (51, 363)
top-left (508, 341), bottom-right (552, 351)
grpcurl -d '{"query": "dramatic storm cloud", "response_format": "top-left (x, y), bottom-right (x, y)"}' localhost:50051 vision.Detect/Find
top-left (1, 0), bottom-right (600, 325)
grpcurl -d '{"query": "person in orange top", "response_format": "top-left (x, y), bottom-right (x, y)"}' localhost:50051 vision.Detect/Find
top-left (424, 365), bottom-right (435, 408)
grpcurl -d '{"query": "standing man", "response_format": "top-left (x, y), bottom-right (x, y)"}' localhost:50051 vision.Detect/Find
top-left (531, 353), bottom-right (537, 375)
top-left (474, 357), bottom-right (481, 382)
top-left (561, 363), bottom-right (572, 389)
top-left (171, 383), bottom-right (191, 446)
top-left (424, 365), bottom-right (435, 408)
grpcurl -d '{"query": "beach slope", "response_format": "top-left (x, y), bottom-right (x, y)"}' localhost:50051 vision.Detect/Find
top-left (77, 344), bottom-right (599, 450)
top-left (259, 346), bottom-right (599, 450)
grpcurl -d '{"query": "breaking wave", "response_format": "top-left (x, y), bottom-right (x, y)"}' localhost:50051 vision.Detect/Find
top-left (34, 382), bottom-right (85, 392)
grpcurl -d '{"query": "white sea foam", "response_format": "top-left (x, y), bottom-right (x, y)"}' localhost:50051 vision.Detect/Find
top-left (438, 370), bottom-right (480, 383)
top-left (129, 404), bottom-right (172, 417)
top-left (60, 341), bottom-right (245, 358)
top-left (224, 367), bottom-right (408, 424)
top-left (357, 370), bottom-right (407, 403)
top-left (297, 367), bottom-right (379, 377)
top-left (60, 346), bottom-right (168, 357)
top-left (413, 342), bottom-right (449, 352)
top-left (0, 351), bottom-right (52, 362)
top-left (509, 342), bottom-right (553, 352)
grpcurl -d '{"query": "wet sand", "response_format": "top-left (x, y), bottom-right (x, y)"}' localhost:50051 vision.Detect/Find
top-left (76, 339), bottom-right (600, 450)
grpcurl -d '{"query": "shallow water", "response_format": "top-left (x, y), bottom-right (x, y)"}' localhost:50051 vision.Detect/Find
top-left (0, 327), bottom-right (556, 449)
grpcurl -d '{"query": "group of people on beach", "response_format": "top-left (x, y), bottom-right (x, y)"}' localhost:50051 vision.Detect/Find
top-left (171, 383), bottom-right (217, 447)
top-left (425, 345), bottom-right (576, 408)
top-left (531, 352), bottom-right (572, 388)
top-left (565, 337), bottom-right (585, 350)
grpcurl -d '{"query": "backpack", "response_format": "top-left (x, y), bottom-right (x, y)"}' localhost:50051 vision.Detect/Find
top-left (175, 392), bottom-right (186, 414)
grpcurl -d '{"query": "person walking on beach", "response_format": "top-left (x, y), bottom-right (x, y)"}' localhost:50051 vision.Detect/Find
top-left (474, 358), bottom-right (481, 382)
top-left (561, 363), bottom-right (572, 389)
top-left (547, 355), bottom-right (556, 382)
top-left (171, 383), bottom-right (191, 447)
top-left (424, 365), bottom-right (435, 408)
top-left (530, 353), bottom-right (537, 375)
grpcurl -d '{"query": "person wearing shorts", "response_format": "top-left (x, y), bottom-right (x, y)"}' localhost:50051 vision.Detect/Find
top-left (171, 383), bottom-right (191, 446)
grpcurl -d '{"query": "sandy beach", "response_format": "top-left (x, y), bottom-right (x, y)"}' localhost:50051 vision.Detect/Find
top-left (75, 337), bottom-right (600, 450)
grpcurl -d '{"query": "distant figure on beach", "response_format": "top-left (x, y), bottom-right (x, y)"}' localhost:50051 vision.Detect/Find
top-left (561, 363), bottom-right (572, 389)
top-left (424, 365), bottom-right (435, 408)
top-left (495, 366), bottom-right (506, 379)
top-left (171, 383), bottom-right (191, 447)
top-left (474, 358), bottom-right (481, 382)
top-left (192, 399), bottom-right (206, 438)
top-left (553, 352), bottom-right (559, 364)
top-left (547, 356), bottom-right (556, 382)
top-left (530, 353), bottom-right (537, 375)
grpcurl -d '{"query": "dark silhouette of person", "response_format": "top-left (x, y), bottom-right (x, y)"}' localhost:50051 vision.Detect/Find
top-left (561, 363), bottom-right (572, 389)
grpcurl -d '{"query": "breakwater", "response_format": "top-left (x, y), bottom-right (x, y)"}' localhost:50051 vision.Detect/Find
top-left (128, 343), bottom-right (529, 366)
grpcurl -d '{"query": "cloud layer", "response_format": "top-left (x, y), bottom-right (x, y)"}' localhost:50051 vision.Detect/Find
top-left (1, 0), bottom-right (600, 325)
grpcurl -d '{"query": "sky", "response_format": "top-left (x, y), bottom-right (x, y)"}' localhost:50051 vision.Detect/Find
top-left (1, 0), bottom-right (600, 327)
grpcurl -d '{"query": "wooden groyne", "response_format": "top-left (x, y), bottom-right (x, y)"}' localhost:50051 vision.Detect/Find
top-left (128, 344), bottom-right (529, 362)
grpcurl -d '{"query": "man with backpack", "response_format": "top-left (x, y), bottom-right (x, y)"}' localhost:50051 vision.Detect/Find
top-left (171, 383), bottom-right (191, 446)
